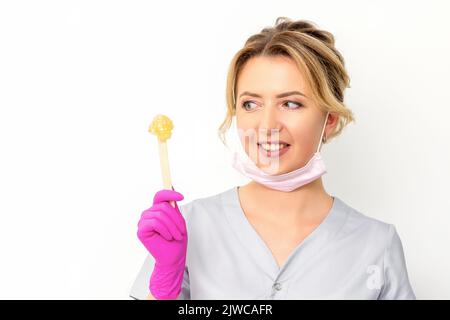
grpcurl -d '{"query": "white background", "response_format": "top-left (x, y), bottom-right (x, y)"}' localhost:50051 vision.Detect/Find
top-left (1, 0), bottom-right (449, 299)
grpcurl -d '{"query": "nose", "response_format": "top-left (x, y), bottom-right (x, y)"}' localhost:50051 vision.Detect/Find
top-left (259, 104), bottom-right (282, 138)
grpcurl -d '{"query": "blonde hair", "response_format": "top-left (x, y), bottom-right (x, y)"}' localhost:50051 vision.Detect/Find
top-left (218, 17), bottom-right (355, 145)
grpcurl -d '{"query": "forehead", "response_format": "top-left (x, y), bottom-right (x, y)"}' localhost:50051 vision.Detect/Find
top-left (236, 55), bottom-right (309, 96)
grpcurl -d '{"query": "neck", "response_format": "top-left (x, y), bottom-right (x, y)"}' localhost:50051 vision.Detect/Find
top-left (241, 178), bottom-right (333, 222)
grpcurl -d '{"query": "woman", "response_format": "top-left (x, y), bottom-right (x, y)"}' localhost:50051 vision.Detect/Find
top-left (130, 17), bottom-right (416, 300)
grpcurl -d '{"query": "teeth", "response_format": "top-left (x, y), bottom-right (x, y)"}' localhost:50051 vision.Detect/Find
top-left (260, 143), bottom-right (288, 151)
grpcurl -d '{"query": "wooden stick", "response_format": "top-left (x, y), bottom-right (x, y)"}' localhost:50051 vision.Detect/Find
top-left (157, 139), bottom-right (175, 208)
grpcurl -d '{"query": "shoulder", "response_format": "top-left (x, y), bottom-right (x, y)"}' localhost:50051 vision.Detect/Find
top-left (336, 197), bottom-right (415, 299)
top-left (334, 196), bottom-right (398, 251)
top-left (178, 186), bottom-right (235, 221)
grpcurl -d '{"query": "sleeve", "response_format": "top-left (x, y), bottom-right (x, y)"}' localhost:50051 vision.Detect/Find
top-left (378, 224), bottom-right (416, 300)
top-left (129, 253), bottom-right (154, 300)
top-left (129, 253), bottom-right (191, 300)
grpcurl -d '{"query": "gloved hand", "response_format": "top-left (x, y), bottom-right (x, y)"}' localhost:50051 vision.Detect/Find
top-left (137, 188), bottom-right (187, 300)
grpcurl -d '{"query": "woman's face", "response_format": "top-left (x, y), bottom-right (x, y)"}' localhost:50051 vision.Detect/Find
top-left (235, 55), bottom-right (335, 175)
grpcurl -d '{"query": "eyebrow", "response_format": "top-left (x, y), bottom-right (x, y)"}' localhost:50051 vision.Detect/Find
top-left (238, 90), bottom-right (307, 99)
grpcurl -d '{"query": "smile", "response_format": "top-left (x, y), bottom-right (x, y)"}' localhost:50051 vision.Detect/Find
top-left (257, 143), bottom-right (291, 157)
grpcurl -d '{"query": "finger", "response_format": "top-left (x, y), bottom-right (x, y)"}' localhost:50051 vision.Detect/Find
top-left (138, 218), bottom-right (173, 241)
top-left (140, 205), bottom-right (179, 220)
top-left (140, 207), bottom-right (159, 219)
top-left (137, 219), bottom-right (156, 239)
top-left (154, 202), bottom-right (187, 236)
top-left (147, 203), bottom-right (186, 235)
top-left (153, 189), bottom-right (184, 205)
top-left (140, 202), bottom-right (186, 236)
top-left (137, 226), bottom-right (155, 239)
top-left (140, 208), bottom-right (183, 241)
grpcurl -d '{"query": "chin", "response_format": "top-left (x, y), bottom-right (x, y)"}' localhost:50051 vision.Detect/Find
top-left (255, 161), bottom-right (288, 175)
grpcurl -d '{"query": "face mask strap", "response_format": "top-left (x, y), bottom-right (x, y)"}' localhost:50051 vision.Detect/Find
top-left (316, 111), bottom-right (329, 153)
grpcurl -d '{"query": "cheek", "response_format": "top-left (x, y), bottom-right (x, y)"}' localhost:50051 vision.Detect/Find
top-left (236, 113), bottom-right (258, 130)
top-left (284, 117), bottom-right (309, 141)
top-left (238, 129), bottom-right (258, 153)
top-left (236, 123), bottom-right (257, 153)
top-left (284, 120), bottom-right (317, 153)
top-left (236, 119), bottom-right (259, 146)
top-left (290, 126), bottom-right (312, 142)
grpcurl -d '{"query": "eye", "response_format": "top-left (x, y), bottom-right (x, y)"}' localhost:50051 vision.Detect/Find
top-left (283, 101), bottom-right (303, 109)
top-left (241, 100), bottom-right (258, 111)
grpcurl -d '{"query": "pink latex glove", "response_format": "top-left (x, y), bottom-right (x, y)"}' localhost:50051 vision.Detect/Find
top-left (137, 188), bottom-right (187, 300)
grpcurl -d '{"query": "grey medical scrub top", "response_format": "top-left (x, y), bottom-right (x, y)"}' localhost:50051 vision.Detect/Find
top-left (129, 186), bottom-right (416, 300)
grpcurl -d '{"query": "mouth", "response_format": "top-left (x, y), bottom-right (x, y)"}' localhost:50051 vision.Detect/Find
top-left (257, 142), bottom-right (291, 158)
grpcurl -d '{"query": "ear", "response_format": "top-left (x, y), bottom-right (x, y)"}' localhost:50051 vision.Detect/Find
top-left (323, 112), bottom-right (338, 140)
top-left (327, 112), bottom-right (339, 128)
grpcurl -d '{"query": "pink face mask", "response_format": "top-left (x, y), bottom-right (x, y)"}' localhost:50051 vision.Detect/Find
top-left (231, 112), bottom-right (329, 192)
